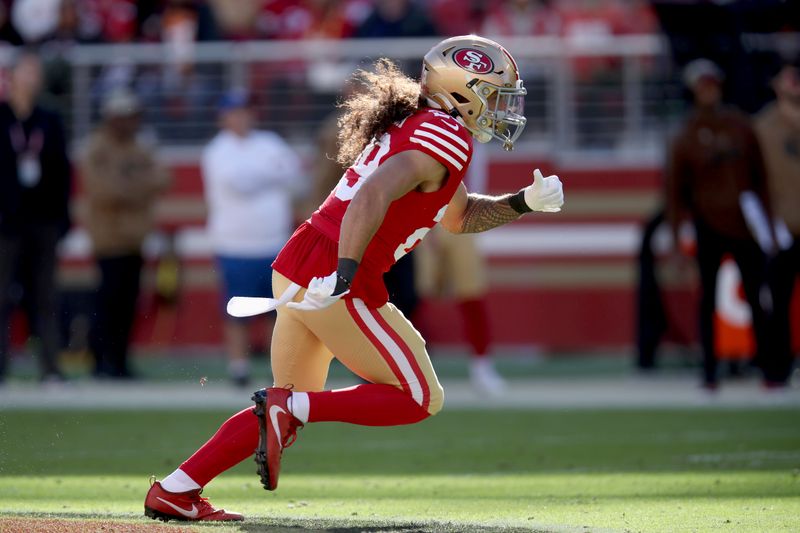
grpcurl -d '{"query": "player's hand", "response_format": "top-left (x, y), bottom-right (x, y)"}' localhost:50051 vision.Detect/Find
top-left (287, 271), bottom-right (349, 311)
top-left (523, 169), bottom-right (563, 212)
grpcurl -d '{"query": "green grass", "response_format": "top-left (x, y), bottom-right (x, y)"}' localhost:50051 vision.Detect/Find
top-left (1, 409), bottom-right (799, 532)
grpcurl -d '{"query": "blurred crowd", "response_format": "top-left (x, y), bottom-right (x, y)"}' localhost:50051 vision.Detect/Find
top-left (0, 0), bottom-right (658, 47)
top-left (637, 55), bottom-right (800, 390)
top-left (0, 1), bottom-right (798, 391)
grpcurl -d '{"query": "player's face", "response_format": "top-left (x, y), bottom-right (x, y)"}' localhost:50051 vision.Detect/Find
top-left (487, 89), bottom-right (525, 122)
top-left (483, 85), bottom-right (526, 149)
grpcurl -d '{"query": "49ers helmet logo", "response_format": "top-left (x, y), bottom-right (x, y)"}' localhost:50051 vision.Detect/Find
top-left (453, 48), bottom-right (494, 74)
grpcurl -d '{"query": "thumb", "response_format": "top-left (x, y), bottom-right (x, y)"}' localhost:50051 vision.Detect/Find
top-left (533, 168), bottom-right (544, 185)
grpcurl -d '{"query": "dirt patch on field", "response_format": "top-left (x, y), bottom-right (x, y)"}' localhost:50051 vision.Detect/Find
top-left (0, 517), bottom-right (197, 533)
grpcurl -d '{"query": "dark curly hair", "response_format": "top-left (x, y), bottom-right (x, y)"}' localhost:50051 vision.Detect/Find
top-left (336, 59), bottom-right (422, 167)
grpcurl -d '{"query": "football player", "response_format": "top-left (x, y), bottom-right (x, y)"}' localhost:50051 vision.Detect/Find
top-left (145, 35), bottom-right (563, 522)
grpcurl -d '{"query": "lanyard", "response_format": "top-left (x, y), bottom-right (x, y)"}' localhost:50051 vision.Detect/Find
top-left (9, 122), bottom-right (44, 156)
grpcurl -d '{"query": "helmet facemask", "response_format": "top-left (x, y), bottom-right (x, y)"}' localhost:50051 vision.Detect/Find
top-left (470, 79), bottom-right (527, 150)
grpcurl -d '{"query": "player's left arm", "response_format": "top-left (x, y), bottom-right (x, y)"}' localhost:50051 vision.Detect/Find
top-left (441, 169), bottom-right (564, 234)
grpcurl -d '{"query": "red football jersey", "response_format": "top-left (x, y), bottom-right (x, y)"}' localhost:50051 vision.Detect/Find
top-left (273, 107), bottom-right (474, 308)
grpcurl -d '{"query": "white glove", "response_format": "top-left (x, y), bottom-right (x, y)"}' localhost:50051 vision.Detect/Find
top-left (523, 169), bottom-right (564, 213)
top-left (287, 271), bottom-right (349, 311)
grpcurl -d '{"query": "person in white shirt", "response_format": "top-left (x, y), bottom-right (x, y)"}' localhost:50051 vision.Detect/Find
top-left (202, 89), bottom-right (305, 386)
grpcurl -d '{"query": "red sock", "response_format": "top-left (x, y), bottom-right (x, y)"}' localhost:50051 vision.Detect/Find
top-left (179, 385), bottom-right (429, 485)
top-left (308, 384), bottom-right (430, 426)
top-left (180, 407), bottom-right (258, 487)
top-left (458, 298), bottom-right (491, 357)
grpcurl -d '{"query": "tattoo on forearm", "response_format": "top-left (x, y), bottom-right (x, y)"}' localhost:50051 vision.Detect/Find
top-left (459, 193), bottom-right (522, 233)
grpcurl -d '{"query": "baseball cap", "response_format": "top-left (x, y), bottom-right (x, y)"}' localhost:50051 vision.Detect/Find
top-left (217, 88), bottom-right (250, 112)
top-left (682, 59), bottom-right (724, 88)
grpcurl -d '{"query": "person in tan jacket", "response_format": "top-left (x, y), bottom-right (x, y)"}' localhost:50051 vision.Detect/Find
top-left (755, 57), bottom-right (800, 387)
top-left (81, 88), bottom-right (170, 378)
top-left (666, 59), bottom-right (774, 390)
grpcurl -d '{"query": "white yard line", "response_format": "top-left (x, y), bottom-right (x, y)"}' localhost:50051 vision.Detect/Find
top-left (1, 377), bottom-right (798, 410)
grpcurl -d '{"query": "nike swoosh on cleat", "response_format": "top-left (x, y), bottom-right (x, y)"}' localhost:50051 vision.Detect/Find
top-left (156, 497), bottom-right (199, 518)
top-left (269, 405), bottom-right (287, 450)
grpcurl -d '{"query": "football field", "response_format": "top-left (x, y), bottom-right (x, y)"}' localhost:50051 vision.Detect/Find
top-left (1, 378), bottom-right (799, 533)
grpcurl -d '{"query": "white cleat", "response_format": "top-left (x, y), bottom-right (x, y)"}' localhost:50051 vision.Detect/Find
top-left (470, 359), bottom-right (507, 397)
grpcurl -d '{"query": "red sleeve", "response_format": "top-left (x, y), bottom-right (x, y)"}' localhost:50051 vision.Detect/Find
top-left (392, 110), bottom-right (474, 176)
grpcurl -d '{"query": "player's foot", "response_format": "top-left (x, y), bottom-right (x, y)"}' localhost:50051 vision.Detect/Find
top-left (144, 479), bottom-right (243, 521)
top-left (252, 387), bottom-right (304, 491)
top-left (470, 359), bottom-right (506, 396)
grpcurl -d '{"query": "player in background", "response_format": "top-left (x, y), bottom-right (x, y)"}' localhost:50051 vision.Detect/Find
top-left (144, 35), bottom-right (564, 522)
top-left (414, 142), bottom-right (507, 395)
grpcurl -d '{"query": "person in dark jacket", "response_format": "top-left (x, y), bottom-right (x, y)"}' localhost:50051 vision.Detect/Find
top-left (754, 58), bottom-right (800, 387)
top-left (0, 50), bottom-right (71, 384)
top-left (666, 59), bottom-right (775, 390)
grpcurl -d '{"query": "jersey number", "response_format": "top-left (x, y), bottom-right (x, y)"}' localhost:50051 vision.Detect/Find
top-left (393, 205), bottom-right (448, 260)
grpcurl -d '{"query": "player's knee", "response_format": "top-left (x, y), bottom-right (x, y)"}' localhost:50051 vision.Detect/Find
top-left (426, 383), bottom-right (445, 416)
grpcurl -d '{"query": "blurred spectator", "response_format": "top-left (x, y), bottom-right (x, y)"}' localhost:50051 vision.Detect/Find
top-left (156, 1), bottom-right (220, 141)
top-left (755, 57), bottom-right (800, 387)
top-left (557, 0), bottom-right (626, 47)
top-left (427, 0), bottom-right (484, 36)
top-left (202, 89), bottom-right (304, 387)
top-left (634, 209), bottom-right (694, 370)
top-left (355, 0), bottom-right (437, 38)
top-left (256, 0), bottom-right (371, 40)
top-left (208, 0), bottom-right (263, 40)
top-left (11, 0), bottom-right (61, 43)
top-left (0, 50), bottom-right (70, 384)
top-left (0, 0), bottom-right (23, 45)
top-left (617, 0), bottom-right (659, 35)
top-left (635, 210), bottom-right (668, 370)
top-left (160, 0), bottom-right (218, 44)
top-left (666, 59), bottom-right (775, 390)
top-left (81, 87), bottom-right (169, 379)
top-left (481, 0), bottom-right (560, 37)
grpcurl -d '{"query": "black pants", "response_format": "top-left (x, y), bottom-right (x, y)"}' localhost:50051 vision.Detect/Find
top-left (384, 251), bottom-right (419, 319)
top-left (636, 211), bottom-right (667, 369)
top-left (0, 226), bottom-right (62, 380)
top-left (90, 254), bottom-right (143, 377)
top-left (695, 222), bottom-right (771, 385)
top-left (766, 240), bottom-right (800, 383)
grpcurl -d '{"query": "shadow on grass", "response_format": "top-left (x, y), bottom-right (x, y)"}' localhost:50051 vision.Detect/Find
top-left (198, 517), bottom-right (541, 533)
top-left (2, 513), bottom-right (542, 533)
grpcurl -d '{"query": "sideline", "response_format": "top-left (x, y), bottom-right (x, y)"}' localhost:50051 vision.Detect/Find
top-left (1, 375), bottom-right (798, 410)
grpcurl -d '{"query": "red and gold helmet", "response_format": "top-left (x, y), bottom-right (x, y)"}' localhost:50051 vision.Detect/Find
top-left (421, 35), bottom-right (526, 150)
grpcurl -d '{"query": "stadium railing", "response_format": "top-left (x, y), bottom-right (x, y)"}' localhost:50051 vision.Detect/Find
top-left (34, 35), bottom-right (679, 161)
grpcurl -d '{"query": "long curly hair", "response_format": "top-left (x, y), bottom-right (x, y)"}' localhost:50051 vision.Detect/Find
top-left (336, 59), bottom-right (422, 167)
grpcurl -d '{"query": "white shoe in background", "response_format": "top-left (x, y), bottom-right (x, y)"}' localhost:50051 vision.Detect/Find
top-left (469, 358), bottom-right (507, 396)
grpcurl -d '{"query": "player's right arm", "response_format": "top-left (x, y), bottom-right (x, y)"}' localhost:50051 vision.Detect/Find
top-left (440, 169), bottom-right (564, 234)
top-left (287, 150), bottom-right (447, 311)
top-left (338, 150), bottom-right (447, 263)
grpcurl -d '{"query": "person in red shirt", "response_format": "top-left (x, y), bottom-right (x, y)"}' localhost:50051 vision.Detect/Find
top-left (144, 35), bottom-right (564, 522)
